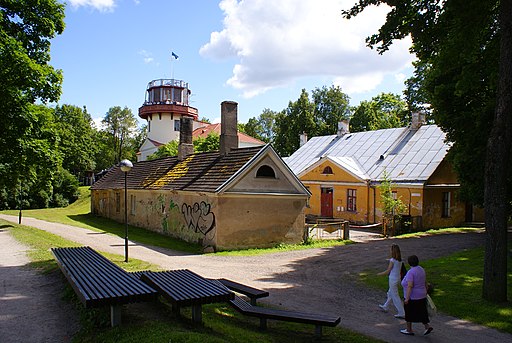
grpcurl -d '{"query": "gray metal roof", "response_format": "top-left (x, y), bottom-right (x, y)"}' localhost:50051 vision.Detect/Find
top-left (284, 125), bottom-right (450, 183)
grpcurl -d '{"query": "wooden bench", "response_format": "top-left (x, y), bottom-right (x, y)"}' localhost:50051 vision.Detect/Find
top-left (209, 279), bottom-right (340, 337)
top-left (217, 278), bottom-right (269, 305)
top-left (230, 295), bottom-right (340, 337)
top-left (52, 246), bottom-right (158, 327)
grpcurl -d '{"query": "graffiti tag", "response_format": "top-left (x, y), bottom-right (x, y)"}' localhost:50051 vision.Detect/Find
top-left (181, 201), bottom-right (216, 236)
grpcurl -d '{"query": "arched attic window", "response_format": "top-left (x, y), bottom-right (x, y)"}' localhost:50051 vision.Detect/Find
top-left (256, 165), bottom-right (276, 178)
top-left (322, 166), bottom-right (333, 174)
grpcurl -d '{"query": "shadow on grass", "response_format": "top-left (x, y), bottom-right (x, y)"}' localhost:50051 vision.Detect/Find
top-left (68, 213), bottom-right (202, 255)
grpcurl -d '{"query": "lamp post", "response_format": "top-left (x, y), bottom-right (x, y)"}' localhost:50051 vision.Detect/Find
top-left (120, 159), bottom-right (133, 262)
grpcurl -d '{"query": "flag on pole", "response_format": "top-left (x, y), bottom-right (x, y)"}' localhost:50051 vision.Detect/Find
top-left (171, 52), bottom-right (179, 60)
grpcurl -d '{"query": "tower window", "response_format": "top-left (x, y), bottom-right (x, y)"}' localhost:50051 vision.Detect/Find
top-left (256, 165), bottom-right (276, 178)
top-left (174, 119), bottom-right (180, 131)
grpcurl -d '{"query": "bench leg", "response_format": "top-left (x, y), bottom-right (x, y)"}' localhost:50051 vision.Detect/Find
top-left (315, 325), bottom-right (323, 337)
top-left (250, 298), bottom-right (257, 306)
top-left (111, 305), bottom-right (122, 327)
top-left (259, 317), bottom-right (267, 330)
top-left (191, 304), bottom-right (202, 323)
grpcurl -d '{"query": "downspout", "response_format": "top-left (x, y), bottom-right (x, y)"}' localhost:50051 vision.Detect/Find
top-left (366, 180), bottom-right (371, 224)
top-left (373, 184), bottom-right (376, 223)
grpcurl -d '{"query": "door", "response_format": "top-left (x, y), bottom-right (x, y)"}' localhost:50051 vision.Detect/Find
top-left (465, 202), bottom-right (473, 222)
top-left (321, 187), bottom-right (333, 217)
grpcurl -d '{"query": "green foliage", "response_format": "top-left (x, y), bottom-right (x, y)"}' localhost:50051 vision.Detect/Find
top-left (273, 86), bottom-right (350, 156)
top-left (194, 132), bottom-right (219, 153)
top-left (147, 140), bottom-right (179, 160)
top-left (244, 108), bottom-right (278, 143)
top-left (54, 104), bottom-right (97, 176)
top-left (350, 93), bottom-right (408, 132)
top-left (101, 106), bottom-right (138, 165)
top-left (378, 171), bottom-right (407, 234)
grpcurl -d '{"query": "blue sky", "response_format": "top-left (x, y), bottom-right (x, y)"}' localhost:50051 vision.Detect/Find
top-left (51, 0), bottom-right (415, 126)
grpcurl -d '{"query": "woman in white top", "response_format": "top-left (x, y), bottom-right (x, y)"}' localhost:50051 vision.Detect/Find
top-left (377, 243), bottom-right (406, 318)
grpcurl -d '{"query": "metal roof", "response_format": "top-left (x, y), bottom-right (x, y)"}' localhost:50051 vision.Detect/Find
top-left (284, 125), bottom-right (450, 182)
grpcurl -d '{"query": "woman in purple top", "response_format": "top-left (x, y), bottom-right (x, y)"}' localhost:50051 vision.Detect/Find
top-left (400, 255), bottom-right (433, 336)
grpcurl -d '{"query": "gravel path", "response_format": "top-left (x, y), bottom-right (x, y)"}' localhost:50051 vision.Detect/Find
top-left (1, 214), bottom-right (511, 343)
top-left (0, 223), bottom-right (79, 343)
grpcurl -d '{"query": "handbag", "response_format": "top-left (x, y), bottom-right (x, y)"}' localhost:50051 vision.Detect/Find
top-left (426, 294), bottom-right (437, 317)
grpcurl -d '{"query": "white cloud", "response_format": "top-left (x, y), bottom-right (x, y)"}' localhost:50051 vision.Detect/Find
top-left (68, 0), bottom-right (116, 12)
top-left (200, 0), bottom-right (414, 98)
top-left (138, 50), bottom-right (154, 64)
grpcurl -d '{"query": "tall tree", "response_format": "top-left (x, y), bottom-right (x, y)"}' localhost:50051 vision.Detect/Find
top-left (312, 85), bottom-right (351, 135)
top-left (102, 106), bottom-right (138, 164)
top-left (274, 89), bottom-right (315, 156)
top-left (344, 0), bottom-right (510, 302)
top-left (350, 93), bottom-right (408, 132)
top-left (0, 0), bottom-right (65, 209)
top-left (244, 108), bottom-right (278, 143)
top-left (54, 104), bottom-right (97, 177)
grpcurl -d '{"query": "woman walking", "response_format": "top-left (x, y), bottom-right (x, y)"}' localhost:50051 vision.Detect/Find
top-left (400, 255), bottom-right (433, 336)
top-left (377, 244), bottom-right (405, 319)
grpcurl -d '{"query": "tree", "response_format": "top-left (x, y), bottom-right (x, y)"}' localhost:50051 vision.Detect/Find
top-left (244, 108), bottom-right (278, 143)
top-left (101, 106), bottom-right (138, 164)
top-left (274, 89), bottom-right (315, 156)
top-left (350, 93), bottom-right (408, 132)
top-left (344, 0), bottom-right (510, 302)
top-left (0, 0), bottom-right (65, 208)
top-left (54, 105), bottom-right (97, 178)
top-left (194, 132), bottom-right (219, 153)
top-left (379, 171), bottom-right (407, 236)
top-left (312, 85), bottom-right (351, 135)
top-left (146, 140), bottom-right (179, 160)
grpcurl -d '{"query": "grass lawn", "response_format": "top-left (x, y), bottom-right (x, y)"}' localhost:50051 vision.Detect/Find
top-left (1, 218), bottom-right (382, 343)
top-left (359, 242), bottom-right (512, 334)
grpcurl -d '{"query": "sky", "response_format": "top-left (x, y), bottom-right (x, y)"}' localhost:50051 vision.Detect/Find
top-left (51, 0), bottom-right (415, 127)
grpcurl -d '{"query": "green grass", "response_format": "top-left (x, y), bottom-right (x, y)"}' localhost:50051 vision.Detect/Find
top-left (216, 239), bottom-right (353, 256)
top-left (2, 218), bottom-right (382, 343)
top-left (2, 186), bottom-right (201, 254)
top-left (359, 242), bottom-right (512, 334)
top-left (396, 227), bottom-right (483, 238)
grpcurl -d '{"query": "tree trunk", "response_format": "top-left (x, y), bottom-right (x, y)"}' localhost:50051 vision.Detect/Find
top-left (482, 0), bottom-right (512, 302)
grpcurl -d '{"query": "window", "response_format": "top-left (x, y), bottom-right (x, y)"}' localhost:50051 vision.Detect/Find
top-left (256, 165), bottom-right (276, 178)
top-left (130, 194), bottom-right (136, 215)
top-left (174, 119), bottom-right (180, 131)
top-left (148, 120), bottom-right (151, 132)
top-left (305, 187), bottom-right (310, 207)
top-left (115, 192), bottom-right (120, 213)
top-left (442, 192), bottom-right (451, 217)
top-left (322, 166), bottom-right (333, 174)
top-left (347, 189), bottom-right (357, 212)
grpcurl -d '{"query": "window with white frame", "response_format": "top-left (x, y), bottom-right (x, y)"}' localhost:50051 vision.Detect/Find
top-left (347, 189), bottom-right (357, 212)
top-left (442, 191), bottom-right (451, 217)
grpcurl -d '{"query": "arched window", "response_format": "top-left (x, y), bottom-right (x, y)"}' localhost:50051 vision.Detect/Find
top-left (256, 165), bottom-right (276, 178)
top-left (322, 166), bottom-right (333, 174)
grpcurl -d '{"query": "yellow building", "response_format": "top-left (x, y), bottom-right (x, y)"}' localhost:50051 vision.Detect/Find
top-left (285, 117), bottom-right (483, 231)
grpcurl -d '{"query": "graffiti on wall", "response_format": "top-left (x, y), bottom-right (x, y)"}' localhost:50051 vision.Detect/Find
top-left (181, 201), bottom-right (216, 235)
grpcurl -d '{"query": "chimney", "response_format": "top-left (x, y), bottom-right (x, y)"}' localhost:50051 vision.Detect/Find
top-left (299, 132), bottom-right (308, 146)
top-left (411, 112), bottom-right (426, 130)
top-left (337, 119), bottom-right (350, 137)
top-left (220, 101), bottom-right (239, 155)
top-left (178, 116), bottom-right (194, 161)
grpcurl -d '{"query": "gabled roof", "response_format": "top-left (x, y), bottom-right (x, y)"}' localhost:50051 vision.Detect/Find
top-left (285, 124), bottom-right (450, 183)
top-left (91, 145), bottom-right (307, 194)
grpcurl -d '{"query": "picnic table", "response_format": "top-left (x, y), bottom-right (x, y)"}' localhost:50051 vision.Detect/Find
top-left (141, 270), bottom-right (234, 323)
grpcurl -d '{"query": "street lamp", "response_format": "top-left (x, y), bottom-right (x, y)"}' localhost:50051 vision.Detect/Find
top-left (120, 159), bottom-right (133, 262)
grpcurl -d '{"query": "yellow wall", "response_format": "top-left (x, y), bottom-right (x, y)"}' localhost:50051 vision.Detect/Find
top-left (299, 159), bottom-right (473, 229)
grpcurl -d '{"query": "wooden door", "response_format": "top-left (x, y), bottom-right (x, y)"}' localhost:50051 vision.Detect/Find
top-left (321, 188), bottom-right (333, 217)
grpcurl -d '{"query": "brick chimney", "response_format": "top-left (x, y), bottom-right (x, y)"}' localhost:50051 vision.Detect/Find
top-left (178, 116), bottom-right (194, 160)
top-left (337, 119), bottom-right (350, 137)
top-left (299, 132), bottom-right (308, 147)
top-left (411, 112), bottom-right (426, 130)
top-left (220, 101), bottom-right (239, 155)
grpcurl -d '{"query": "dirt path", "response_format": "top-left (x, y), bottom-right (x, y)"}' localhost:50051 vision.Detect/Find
top-left (1, 214), bottom-right (511, 343)
top-left (0, 224), bottom-right (79, 343)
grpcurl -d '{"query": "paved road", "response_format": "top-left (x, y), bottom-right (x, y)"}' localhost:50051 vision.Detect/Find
top-left (1, 214), bottom-right (511, 343)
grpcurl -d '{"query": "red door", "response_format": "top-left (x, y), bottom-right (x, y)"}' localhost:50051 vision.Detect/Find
top-left (321, 188), bottom-right (333, 217)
